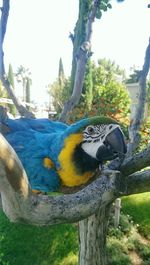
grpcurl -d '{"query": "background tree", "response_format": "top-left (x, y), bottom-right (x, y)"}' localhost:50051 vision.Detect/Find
top-left (48, 58), bottom-right (71, 115)
top-left (0, 80), bottom-right (7, 98)
top-left (51, 58), bottom-right (130, 123)
top-left (91, 59), bottom-right (129, 120)
top-left (58, 57), bottom-right (65, 83)
top-left (25, 77), bottom-right (32, 111)
top-left (15, 65), bottom-right (32, 103)
top-left (126, 66), bottom-right (142, 84)
top-left (147, 78), bottom-right (150, 115)
top-left (7, 64), bottom-right (16, 116)
top-left (83, 59), bottom-right (93, 112)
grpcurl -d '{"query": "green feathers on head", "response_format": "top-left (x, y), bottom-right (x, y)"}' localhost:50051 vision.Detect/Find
top-left (64, 116), bottom-right (128, 139)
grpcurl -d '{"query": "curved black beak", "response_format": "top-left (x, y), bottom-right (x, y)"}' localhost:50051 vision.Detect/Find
top-left (96, 127), bottom-right (127, 162)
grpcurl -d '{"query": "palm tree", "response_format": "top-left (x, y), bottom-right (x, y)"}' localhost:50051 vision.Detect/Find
top-left (15, 65), bottom-right (32, 102)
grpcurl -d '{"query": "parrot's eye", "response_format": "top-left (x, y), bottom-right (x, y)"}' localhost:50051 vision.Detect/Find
top-left (87, 126), bottom-right (95, 135)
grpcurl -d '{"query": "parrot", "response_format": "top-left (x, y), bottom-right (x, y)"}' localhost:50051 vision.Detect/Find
top-left (0, 112), bottom-right (127, 193)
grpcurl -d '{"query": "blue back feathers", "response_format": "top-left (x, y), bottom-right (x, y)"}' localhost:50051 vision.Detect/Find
top-left (3, 118), bottom-right (69, 192)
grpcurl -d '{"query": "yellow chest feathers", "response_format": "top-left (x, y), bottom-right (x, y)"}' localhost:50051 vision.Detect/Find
top-left (58, 133), bottom-right (94, 187)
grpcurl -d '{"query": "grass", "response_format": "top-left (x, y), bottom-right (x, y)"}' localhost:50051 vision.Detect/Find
top-left (0, 192), bottom-right (150, 265)
top-left (0, 210), bottom-right (78, 265)
top-left (122, 192), bottom-right (150, 237)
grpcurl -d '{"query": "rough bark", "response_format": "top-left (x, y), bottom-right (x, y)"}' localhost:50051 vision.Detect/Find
top-left (121, 144), bottom-right (150, 176)
top-left (128, 38), bottom-right (150, 155)
top-left (79, 204), bottom-right (111, 265)
top-left (0, 0), bottom-right (35, 118)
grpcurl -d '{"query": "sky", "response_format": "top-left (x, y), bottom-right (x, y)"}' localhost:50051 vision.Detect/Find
top-left (2, 0), bottom-right (150, 103)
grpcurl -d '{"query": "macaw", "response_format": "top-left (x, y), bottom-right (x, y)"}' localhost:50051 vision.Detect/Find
top-left (0, 114), bottom-right (126, 192)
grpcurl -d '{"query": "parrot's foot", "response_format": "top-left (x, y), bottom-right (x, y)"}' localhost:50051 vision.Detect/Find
top-left (102, 169), bottom-right (120, 178)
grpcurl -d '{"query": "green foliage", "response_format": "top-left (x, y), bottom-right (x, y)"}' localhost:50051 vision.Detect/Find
top-left (68, 58), bottom-right (130, 122)
top-left (107, 206), bottom-right (150, 265)
top-left (126, 67), bottom-right (141, 84)
top-left (96, 0), bottom-right (112, 19)
top-left (0, 81), bottom-right (16, 116)
top-left (92, 59), bottom-right (129, 119)
top-left (138, 245), bottom-right (150, 260)
top-left (8, 64), bottom-right (15, 89)
top-left (50, 58), bottom-right (130, 123)
top-left (143, 260), bottom-right (150, 265)
top-left (147, 80), bottom-right (150, 116)
top-left (0, 81), bottom-right (7, 98)
top-left (48, 58), bottom-right (72, 115)
top-left (7, 64), bottom-right (16, 116)
top-left (93, 79), bottom-right (130, 118)
top-left (107, 238), bottom-right (131, 265)
top-left (49, 77), bottom-right (71, 115)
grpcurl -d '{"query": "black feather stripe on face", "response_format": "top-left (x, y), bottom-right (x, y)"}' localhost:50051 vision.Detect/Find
top-left (72, 143), bottom-right (99, 175)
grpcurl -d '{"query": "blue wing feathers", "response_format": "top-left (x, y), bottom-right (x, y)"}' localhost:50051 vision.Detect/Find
top-left (5, 118), bottom-right (68, 134)
top-left (2, 117), bottom-right (68, 192)
top-left (1, 116), bottom-right (89, 192)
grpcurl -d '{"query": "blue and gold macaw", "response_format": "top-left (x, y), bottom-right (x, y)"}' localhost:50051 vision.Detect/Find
top-left (0, 114), bottom-right (126, 192)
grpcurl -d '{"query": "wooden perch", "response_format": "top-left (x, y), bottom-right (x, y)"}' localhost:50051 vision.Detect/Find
top-left (0, 132), bottom-right (150, 225)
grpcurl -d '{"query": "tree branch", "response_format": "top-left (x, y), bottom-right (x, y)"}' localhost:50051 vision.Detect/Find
top-left (59, 0), bottom-right (100, 122)
top-left (59, 44), bottom-right (90, 122)
top-left (125, 169), bottom-right (150, 195)
top-left (0, 0), bottom-right (35, 118)
top-left (128, 38), bottom-right (150, 155)
top-left (121, 144), bottom-right (150, 176)
top-left (0, 0), bottom-right (9, 76)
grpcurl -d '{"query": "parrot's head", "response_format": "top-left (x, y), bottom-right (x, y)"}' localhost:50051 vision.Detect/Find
top-left (58, 116), bottom-right (127, 187)
top-left (79, 116), bottom-right (127, 162)
top-left (64, 116), bottom-right (126, 162)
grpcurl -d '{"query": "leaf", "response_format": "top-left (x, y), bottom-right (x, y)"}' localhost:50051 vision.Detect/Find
top-left (107, 3), bottom-right (112, 9)
top-left (100, 3), bottom-right (108, 12)
top-left (96, 10), bottom-right (102, 19)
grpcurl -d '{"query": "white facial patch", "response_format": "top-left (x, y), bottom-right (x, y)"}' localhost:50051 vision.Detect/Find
top-left (82, 140), bottom-right (103, 159)
top-left (81, 124), bottom-right (120, 159)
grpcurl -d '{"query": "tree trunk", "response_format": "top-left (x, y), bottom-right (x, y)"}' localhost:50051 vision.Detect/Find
top-left (79, 204), bottom-right (112, 265)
